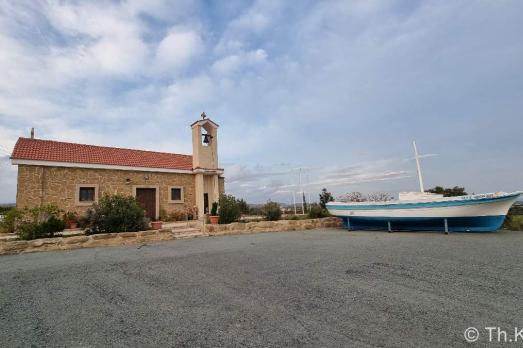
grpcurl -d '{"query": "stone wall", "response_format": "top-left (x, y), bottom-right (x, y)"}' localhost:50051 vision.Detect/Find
top-left (0, 217), bottom-right (343, 255)
top-left (205, 217), bottom-right (342, 235)
top-left (0, 229), bottom-right (179, 255)
top-left (16, 165), bottom-right (197, 217)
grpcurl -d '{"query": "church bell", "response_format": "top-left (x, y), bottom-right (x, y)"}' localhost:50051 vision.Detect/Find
top-left (202, 133), bottom-right (212, 144)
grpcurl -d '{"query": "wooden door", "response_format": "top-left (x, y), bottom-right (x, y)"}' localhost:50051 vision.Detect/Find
top-left (204, 193), bottom-right (209, 214)
top-left (136, 188), bottom-right (156, 219)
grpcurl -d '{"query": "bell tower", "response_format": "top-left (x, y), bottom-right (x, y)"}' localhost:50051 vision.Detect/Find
top-left (192, 112), bottom-right (218, 170)
top-left (191, 112), bottom-right (222, 218)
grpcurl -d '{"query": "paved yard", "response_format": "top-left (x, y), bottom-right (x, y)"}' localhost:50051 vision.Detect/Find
top-left (1, 229), bottom-right (522, 347)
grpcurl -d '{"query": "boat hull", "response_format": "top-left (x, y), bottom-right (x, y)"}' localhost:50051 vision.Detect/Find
top-left (339, 215), bottom-right (505, 232)
top-left (327, 192), bottom-right (521, 232)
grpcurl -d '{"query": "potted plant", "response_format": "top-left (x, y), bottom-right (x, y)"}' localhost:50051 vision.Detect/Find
top-left (186, 206), bottom-right (195, 221)
top-left (209, 202), bottom-right (219, 224)
top-left (151, 219), bottom-right (163, 230)
top-left (63, 211), bottom-right (78, 229)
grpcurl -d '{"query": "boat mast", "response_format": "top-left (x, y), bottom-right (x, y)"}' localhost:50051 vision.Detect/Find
top-left (413, 141), bottom-right (425, 192)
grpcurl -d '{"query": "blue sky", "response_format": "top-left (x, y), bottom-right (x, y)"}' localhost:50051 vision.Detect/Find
top-left (0, 0), bottom-right (522, 204)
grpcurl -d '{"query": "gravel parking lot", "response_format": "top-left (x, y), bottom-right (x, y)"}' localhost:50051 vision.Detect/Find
top-left (1, 229), bottom-right (522, 347)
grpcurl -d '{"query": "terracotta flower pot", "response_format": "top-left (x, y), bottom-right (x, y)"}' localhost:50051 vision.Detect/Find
top-left (66, 221), bottom-right (78, 229)
top-left (209, 215), bottom-right (219, 224)
top-left (151, 221), bottom-right (163, 230)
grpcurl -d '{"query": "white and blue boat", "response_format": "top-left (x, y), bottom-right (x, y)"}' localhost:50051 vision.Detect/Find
top-left (326, 142), bottom-right (521, 232)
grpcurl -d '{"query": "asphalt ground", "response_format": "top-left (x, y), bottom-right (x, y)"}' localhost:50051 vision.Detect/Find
top-left (1, 229), bottom-right (522, 347)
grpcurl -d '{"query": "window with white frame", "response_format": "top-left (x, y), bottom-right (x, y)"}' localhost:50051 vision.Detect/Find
top-left (75, 184), bottom-right (98, 206)
top-left (168, 186), bottom-right (184, 203)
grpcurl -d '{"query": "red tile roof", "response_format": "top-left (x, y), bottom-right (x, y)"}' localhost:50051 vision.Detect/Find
top-left (11, 138), bottom-right (193, 171)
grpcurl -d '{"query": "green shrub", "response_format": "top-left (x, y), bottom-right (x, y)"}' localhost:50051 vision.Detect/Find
top-left (77, 214), bottom-right (90, 229)
top-left (0, 206), bottom-right (13, 214)
top-left (237, 199), bottom-right (249, 214)
top-left (42, 216), bottom-right (66, 236)
top-left (84, 194), bottom-right (147, 234)
top-left (508, 204), bottom-right (523, 216)
top-left (248, 206), bottom-right (263, 216)
top-left (18, 223), bottom-right (41, 240)
top-left (26, 204), bottom-right (62, 224)
top-left (18, 216), bottom-right (66, 240)
top-left (218, 194), bottom-right (241, 224)
top-left (0, 205), bottom-right (65, 238)
top-left (0, 208), bottom-right (24, 233)
top-left (504, 215), bottom-right (523, 231)
top-left (308, 203), bottom-right (329, 219)
top-left (263, 201), bottom-right (281, 221)
top-left (211, 201), bottom-right (218, 216)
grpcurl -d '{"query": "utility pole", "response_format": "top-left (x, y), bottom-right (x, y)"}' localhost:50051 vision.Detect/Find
top-left (292, 191), bottom-right (297, 215)
top-left (299, 168), bottom-right (305, 214)
top-left (307, 174), bottom-right (311, 208)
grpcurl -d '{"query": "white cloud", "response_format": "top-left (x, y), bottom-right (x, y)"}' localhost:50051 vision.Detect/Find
top-left (224, 160), bottom-right (413, 203)
top-left (154, 29), bottom-right (203, 74)
top-left (124, 0), bottom-right (198, 22)
top-left (45, 1), bottom-right (140, 39)
top-left (94, 38), bottom-right (148, 76)
top-left (41, 1), bottom-right (153, 78)
top-left (0, 158), bottom-right (16, 204)
top-left (0, 0), bottom-right (522, 204)
top-left (160, 74), bottom-right (215, 118)
top-left (228, 0), bottom-right (283, 33)
top-left (211, 49), bottom-right (267, 76)
top-left (214, 0), bottom-right (283, 57)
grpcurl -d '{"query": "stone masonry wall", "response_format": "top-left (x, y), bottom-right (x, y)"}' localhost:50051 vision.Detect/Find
top-left (16, 165), bottom-right (196, 217)
top-left (205, 217), bottom-right (342, 235)
top-left (0, 217), bottom-right (343, 255)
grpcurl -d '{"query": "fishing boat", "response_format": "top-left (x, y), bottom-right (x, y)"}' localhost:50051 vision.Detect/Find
top-left (326, 142), bottom-right (522, 232)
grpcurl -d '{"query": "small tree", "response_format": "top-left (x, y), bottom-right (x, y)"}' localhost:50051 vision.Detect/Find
top-left (319, 188), bottom-right (334, 209)
top-left (248, 206), bottom-right (263, 216)
top-left (85, 194), bottom-right (147, 234)
top-left (0, 208), bottom-right (24, 233)
top-left (218, 194), bottom-right (241, 224)
top-left (237, 198), bottom-right (249, 215)
top-left (263, 200), bottom-right (281, 221)
top-left (308, 203), bottom-right (329, 218)
top-left (302, 192), bottom-right (308, 213)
